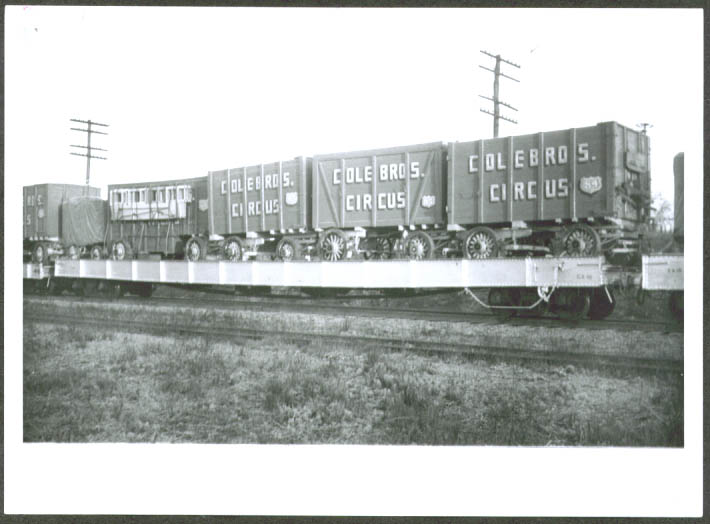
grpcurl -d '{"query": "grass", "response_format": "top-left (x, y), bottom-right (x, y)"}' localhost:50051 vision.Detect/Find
top-left (23, 321), bottom-right (683, 446)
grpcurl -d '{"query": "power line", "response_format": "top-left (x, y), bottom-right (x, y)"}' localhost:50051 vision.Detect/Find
top-left (70, 119), bottom-right (109, 194)
top-left (479, 50), bottom-right (520, 138)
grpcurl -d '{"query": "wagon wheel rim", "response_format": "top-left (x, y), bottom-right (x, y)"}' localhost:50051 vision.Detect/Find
top-left (466, 231), bottom-right (496, 259)
top-left (278, 241), bottom-right (295, 261)
top-left (373, 237), bottom-right (392, 260)
top-left (113, 242), bottom-right (126, 261)
top-left (186, 239), bottom-right (202, 262)
top-left (407, 235), bottom-right (431, 260)
top-left (224, 239), bottom-right (242, 262)
top-left (34, 244), bottom-right (45, 263)
top-left (90, 246), bottom-right (103, 260)
top-left (565, 227), bottom-right (599, 256)
top-left (322, 233), bottom-right (345, 261)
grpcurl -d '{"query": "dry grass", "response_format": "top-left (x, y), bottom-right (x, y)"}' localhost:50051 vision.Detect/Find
top-left (23, 321), bottom-right (683, 446)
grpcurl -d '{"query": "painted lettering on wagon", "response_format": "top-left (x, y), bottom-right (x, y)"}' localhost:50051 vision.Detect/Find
top-left (220, 172), bottom-right (294, 195)
top-left (489, 179), bottom-right (569, 202)
top-left (333, 162), bottom-right (421, 185)
top-left (467, 143), bottom-right (592, 173)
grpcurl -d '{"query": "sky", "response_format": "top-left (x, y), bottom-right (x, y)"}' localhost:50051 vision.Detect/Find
top-left (4, 6), bottom-right (704, 517)
top-left (5, 7), bottom-right (703, 207)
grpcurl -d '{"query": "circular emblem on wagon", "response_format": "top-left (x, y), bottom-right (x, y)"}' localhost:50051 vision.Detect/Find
top-left (579, 176), bottom-right (602, 195)
top-left (285, 192), bottom-right (298, 206)
top-left (421, 195), bottom-right (436, 208)
top-left (198, 199), bottom-right (209, 212)
top-left (38, 207), bottom-right (45, 218)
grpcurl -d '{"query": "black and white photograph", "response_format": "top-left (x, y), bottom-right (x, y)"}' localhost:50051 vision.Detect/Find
top-left (6, 5), bottom-right (703, 517)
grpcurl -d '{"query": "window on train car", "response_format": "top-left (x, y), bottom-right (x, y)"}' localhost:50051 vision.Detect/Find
top-left (140, 190), bottom-right (147, 203)
top-left (178, 188), bottom-right (185, 201)
top-left (158, 189), bottom-right (165, 203)
top-left (168, 187), bottom-right (176, 201)
top-left (151, 189), bottom-right (157, 202)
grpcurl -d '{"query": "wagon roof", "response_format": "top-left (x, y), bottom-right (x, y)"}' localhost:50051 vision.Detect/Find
top-left (313, 141), bottom-right (446, 160)
top-left (108, 176), bottom-right (207, 189)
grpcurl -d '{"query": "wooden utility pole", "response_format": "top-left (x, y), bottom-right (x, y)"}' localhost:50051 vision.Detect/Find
top-left (70, 119), bottom-right (109, 194)
top-left (479, 50), bottom-right (520, 137)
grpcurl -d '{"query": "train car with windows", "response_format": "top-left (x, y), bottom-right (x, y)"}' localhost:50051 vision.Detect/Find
top-left (103, 177), bottom-right (209, 259)
top-left (23, 183), bottom-right (101, 263)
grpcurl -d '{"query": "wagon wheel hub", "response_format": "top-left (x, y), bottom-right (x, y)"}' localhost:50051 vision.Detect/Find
top-left (323, 234), bottom-right (345, 261)
top-left (408, 238), bottom-right (427, 259)
top-left (114, 243), bottom-right (125, 260)
top-left (224, 240), bottom-right (241, 261)
top-left (467, 232), bottom-right (494, 259)
top-left (279, 242), bottom-right (294, 260)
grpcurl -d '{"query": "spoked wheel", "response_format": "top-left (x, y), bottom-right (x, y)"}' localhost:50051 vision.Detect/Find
top-left (488, 287), bottom-right (520, 320)
top-left (588, 287), bottom-right (616, 320)
top-left (464, 227), bottom-right (499, 259)
top-left (32, 243), bottom-right (48, 264)
top-left (276, 238), bottom-right (298, 261)
top-left (371, 237), bottom-right (393, 260)
top-left (185, 237), bottom-right (206, 262)
top-left (90, 245), bottom-right (104, 260)
top-left (405, 232), bottom-right (434, 260)
top-left (223, 237), bottom-right (244, 262)
top-left (321, 229), bottom-right (347, 261)
top-left (562, 224), bottom-right (601, 256)
top-left (111, 240), bottom-right (133, 261)
top-left (554, 288), bottom-right (591, 321)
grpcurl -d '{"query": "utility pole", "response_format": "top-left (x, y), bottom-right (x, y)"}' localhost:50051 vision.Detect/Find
top-left (70, 118), bottom-right (109, 194)
top-left (479, 50), bottom-right (520, 138)
top-left (636, 122), bottom-right (653, 135)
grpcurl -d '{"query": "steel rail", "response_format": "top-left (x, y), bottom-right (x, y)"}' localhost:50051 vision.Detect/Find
top-left (24, 310), bottom-right (682, 374)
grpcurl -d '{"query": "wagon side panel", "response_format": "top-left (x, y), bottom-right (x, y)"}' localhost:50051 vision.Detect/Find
top-left (313, 143), bottom-right (447, 230)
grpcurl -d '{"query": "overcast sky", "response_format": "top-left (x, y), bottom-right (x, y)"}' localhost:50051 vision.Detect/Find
top-left (5, 6), bottom-right (703, 517)
top-left (6, 6), bottom-right (703, 207)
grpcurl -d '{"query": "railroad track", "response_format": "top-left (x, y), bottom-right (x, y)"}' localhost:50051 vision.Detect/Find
top-left (24, 290), bottom-right (682, 335)
top-left (24, 308), bottom-right (682, 374)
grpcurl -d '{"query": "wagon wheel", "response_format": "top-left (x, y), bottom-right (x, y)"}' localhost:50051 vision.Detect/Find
top-left (488, 287), bottom-right (520, 320)
top-left (562, 224), bottom-right (601, 256)
top-left (111, 240), bottom-right (133, 261)
top-left (223, 237), bottom-right (244, 262)
top-left (321, 229), bottom-right (347, 261)
top-left (66, 245), bottom-right (80, 260)
top-left (276, 238), bottom-right (298, 261)
top-left (185, 237), bottom-right (206, 262)
top-left (405, 231), bottom-right (434, 260)
top-left (588, 287), bottom-right (616, 320)
top-left (463, 227), bottom-right (499, 259)
top-left (90, 245), bottom-right (104, 260)
top-left (32, 243), bottom-right (47, 264)
top-left (371, 237), bottom-right (393, 260)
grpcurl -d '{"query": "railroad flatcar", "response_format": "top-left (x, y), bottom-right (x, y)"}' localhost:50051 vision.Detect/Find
top-left (23, 183), bottom-right (101, 263)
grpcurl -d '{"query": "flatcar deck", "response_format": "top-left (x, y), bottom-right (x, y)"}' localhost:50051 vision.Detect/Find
top-left (19, 256), bottom-right (652, 289)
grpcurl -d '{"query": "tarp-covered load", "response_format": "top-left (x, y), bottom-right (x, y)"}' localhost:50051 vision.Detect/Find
top-left (61, 196), bottom-right (108, 246)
